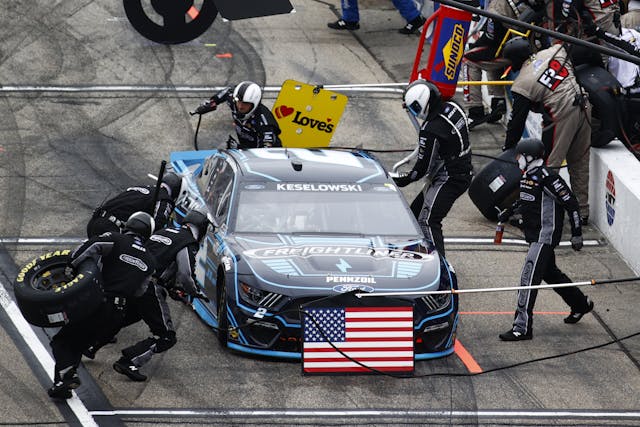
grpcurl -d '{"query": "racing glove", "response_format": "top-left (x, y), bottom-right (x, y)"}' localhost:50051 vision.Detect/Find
top-left (497, 208), bottom-right (512, 223)
top-left (570, 235), bottom-right (584, 251)
top-left (393, 174), bottom-right (412, 188)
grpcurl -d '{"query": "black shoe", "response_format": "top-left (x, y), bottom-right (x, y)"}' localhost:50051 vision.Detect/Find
top-left (564, 299), bottom-right (594, 324)
top-left (47, 370), bottom-right (80, 399)
top-left (487, 98), bottom-right (506, 123)
top-left (467, 106), bottom-right (488, 129)
top-left (399, 15), bottom-right (426, 34)
top-left (328, 19), bottom-right (359, 30)
top-left (499, 329), bottom-right (532, 341)
top-left (83, 346), bottom-right (97, 360)
top-left (113, 359), bottom-right (147, 382)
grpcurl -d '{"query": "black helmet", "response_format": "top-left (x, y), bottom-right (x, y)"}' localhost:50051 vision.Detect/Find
top-left (502, 37), bottom-right (532, 71)
top-left (403, 80), bottom-right (442, 120)
top-left (182, 209), bottom-right (210, 242)
top-left (516, 138), bottom-right (545, 159)
top-left (124, 211), bottom-right (155, 239)
top-left (162, 172), bottom-right (183, 199)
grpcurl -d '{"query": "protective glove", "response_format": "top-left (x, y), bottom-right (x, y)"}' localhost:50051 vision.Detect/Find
top-left (570, 235), bottom-right (583, 251)
top-left (393, 174), bottom-right (412, 188)
top-left (497, 208), bottom-right (511, 223)
top-left (168, 287), bottom-right (189, 303)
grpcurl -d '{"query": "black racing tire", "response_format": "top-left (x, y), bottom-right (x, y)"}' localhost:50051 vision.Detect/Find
top-left (468, 148), bottom-right (521, 221)
top-left (13, 250), bottom-right (103, 328)
top-left (216, 276), bottom-right (229, 347)
top-left (575, 65), bottom-right (625, 148)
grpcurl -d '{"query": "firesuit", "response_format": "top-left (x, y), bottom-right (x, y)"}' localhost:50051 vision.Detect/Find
top-left (84, 212), bottom-right (207, 382)
top-left (48, 216), bottom-right (154, 398)
top-left (502, 43), bottom-right (592, 217)
top-left (86, 172), bottom-right (182, 238)
top-left (206, 82), bottom-right (282, 149)
top-left (498, 140), bottom-right (593, 341)
top-left (394, 86), bottom-right (473, 258)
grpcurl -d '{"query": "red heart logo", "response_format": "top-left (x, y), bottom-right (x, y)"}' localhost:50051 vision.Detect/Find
top-left (327, 118), bottom-right (332, 122)
top-left (275, 105), bottom-right (295, 119)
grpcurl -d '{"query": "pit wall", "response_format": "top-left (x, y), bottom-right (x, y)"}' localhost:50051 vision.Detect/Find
top-left (588, 140), bottom-right (640, 274)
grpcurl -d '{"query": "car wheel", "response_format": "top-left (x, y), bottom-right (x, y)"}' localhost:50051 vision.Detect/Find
top-left (13, 250), bottom-right (103, 327)
top-left (468, 148), bottom-right (521, 221)
top-left (217, 279), bottom-right (229, 346)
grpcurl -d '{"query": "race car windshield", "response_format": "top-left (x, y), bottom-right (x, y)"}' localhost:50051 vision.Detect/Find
top-left (234, 187), bottom-right (420, 236)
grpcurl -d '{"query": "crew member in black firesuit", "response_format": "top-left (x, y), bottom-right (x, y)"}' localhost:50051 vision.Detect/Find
top-left (48, 212), bottom-right (155, 399)
top-left (501, 37), bottom-right (592, 224)
top-left (83, 209), bottom-right (210, 382)
top-left (87, 172), bottom-right (183, 238)
top-left (497, 138), bottom-right (594, 341)
top-left (393, 80), bottom-right (473, 258)
top-left (194, 81), bottom-right (282, 149)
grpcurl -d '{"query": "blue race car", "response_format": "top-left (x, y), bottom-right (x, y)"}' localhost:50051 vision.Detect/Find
top-left (170, 148), bottom-right (458, 360)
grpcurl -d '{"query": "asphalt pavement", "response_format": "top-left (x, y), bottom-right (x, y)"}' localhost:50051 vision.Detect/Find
top-left (0, 0), bottom-right (639, 426)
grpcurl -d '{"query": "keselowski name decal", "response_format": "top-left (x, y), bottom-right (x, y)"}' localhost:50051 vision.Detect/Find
top-left (119, 254), bottom-right (149, 271)
top-left (276, 183), bottom-right (363, 192)
top-left (245, 246), bottom-right (429, 260)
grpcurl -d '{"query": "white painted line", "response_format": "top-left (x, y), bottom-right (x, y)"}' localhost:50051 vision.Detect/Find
top-left (87, 408), bottom-right (640, 419)
top-left (0, 237), bottom-right (602, 247)
top-left (0, 238), bottom-right (84, 244)
top-left (0, 280), bottom-right (97, 426)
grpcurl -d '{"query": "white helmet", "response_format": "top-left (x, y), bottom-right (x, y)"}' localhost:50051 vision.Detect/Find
top-left (403, 80), bottom-right (441, 121)
top-left (232, 81), bottom-right (262, 120)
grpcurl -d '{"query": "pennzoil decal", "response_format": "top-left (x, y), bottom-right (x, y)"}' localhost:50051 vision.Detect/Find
top-left (244, 246), bottom-right (430, 260)
top-left (327, 276), bottom-right (376, 284)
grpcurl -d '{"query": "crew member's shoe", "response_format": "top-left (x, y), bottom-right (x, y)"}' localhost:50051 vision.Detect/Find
top-left (399, 15), bottom-right (427, 34)
top-left (499, 329), bottom-right (532, 341)
top-left (467, 106), bottom-right (487, 129)
top-left (564, 298), bottom-right (594, 324)
top-left (83, 346), bottom-right (97, 360)
top-left (48, 370), bottom-right (81, 399)
top-left (113, 358), bottom-right (147, 382)
top-left (486, 97), bottom-right (507, 123)
top-left (328, 20), bottom-right (360, 30)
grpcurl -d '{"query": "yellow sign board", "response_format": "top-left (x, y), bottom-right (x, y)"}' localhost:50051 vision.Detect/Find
top-left (272, 80), bottom-right (348, 148)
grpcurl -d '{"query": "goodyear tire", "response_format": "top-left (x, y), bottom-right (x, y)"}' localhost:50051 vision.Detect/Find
top-left (13, 250), bottom-right (103, 328)
top-left (468, 148), bottom-right (521, 221)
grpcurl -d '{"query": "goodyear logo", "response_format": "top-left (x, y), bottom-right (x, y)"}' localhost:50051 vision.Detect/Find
top-left (16, 250), bottom-right (71, 283)
top-left (442, 23), bottom-right (465, 80)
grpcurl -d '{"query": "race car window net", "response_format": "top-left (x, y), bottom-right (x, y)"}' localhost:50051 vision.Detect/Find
top-left (233, 187), bottom-right (420, 236)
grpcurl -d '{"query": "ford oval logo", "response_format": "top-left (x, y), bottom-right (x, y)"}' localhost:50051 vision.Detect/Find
top-left (332, 284), bottom-right (375, 293)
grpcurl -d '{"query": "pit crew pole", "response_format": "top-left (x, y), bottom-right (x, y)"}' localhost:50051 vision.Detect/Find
top-left (151, 160), bottom-right (167, 212)
top-left (433, 0), bottom-right (640, 66)
top-left (355, 277), bottom-right (640, 298)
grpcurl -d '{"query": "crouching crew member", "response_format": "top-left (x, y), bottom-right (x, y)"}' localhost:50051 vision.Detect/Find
top-left (83, 209), bottom-right (210, 382)
top-left (48, 212), bottom-right (155, 399)
top-left (87, 172), bottom-right (183, 238)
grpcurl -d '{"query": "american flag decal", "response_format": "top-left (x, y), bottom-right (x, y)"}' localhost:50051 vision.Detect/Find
top-left (302, 306), bottom-right (414, 374)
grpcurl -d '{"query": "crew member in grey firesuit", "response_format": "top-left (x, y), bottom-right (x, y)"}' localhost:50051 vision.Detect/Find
top-left (195, 81), bottom-right (282, 149)
top-left (393, 80), bottom-right (473, 258)
top-left (501, 37), bottom-right (592, 224)
top-left (84, 209), bottom-right (210, 382)
top-left (463, 0), bottom-right (546, 128)
top-left (497, 139), bottom-right (594, 341)
top-left (87, 172), bottom-right (183, 238)
top-left (48, 212), bottom-right (155, 399)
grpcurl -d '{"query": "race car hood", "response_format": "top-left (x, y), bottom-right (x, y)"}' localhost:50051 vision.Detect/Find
top-left (229, 234), bottom-right (441, 295)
